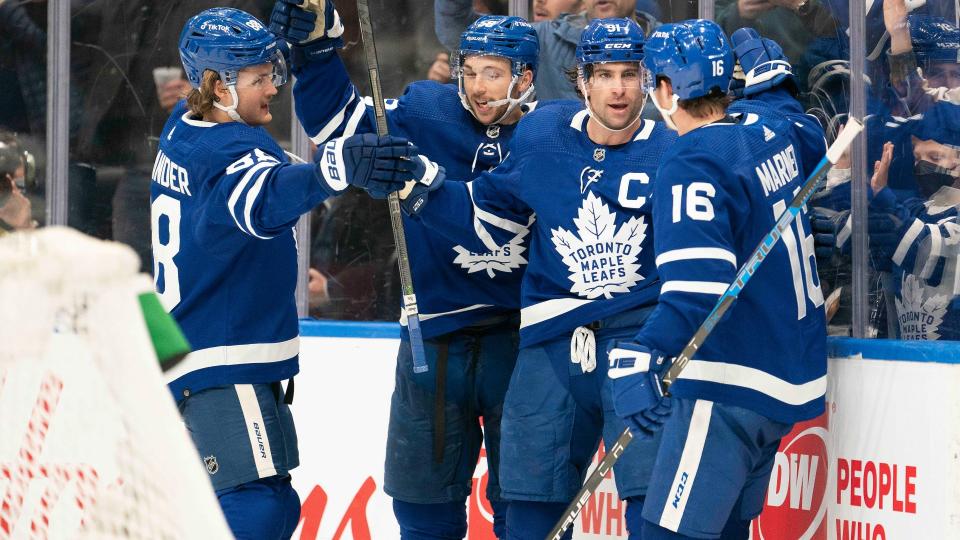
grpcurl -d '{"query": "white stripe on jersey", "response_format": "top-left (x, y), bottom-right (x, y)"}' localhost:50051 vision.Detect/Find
top-left (243, 168), bottom-right (273, 239)
top-left (227, 161), bottom-right (276, 236)
top-left (919, 224), bottom-right (942, 280)
top-left (634, 119), bottom-right (655, 141)
top-left (342, 97), bottom-right (368, 137)
top-left (398, 303), bottom-right (494, 325)
top-left (659, 400), bottom-right (713, 532)
top-left (465, 182), bottom-right (530, 252)
top-left (570, 110), bottom-right (589, 131)
top-left (164, 336), bottom-right (300, 383)
top-left (892, 219), bottom-right (924, 266)
top-left (661, 280), bottom-right (728, 295)
top-left (520, 297), bottom-right (593, 329)
top-left (678, 360), bottom-right (827, 405)
top-left (235, 384), bottom-right (278, 478)
top-left (310, 94), bottom-right (356, 144)
top-left (655, 248), bottom-right (737, 269)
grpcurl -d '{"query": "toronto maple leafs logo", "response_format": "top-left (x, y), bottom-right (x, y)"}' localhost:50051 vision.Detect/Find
top-left (896, 274), bottom-right (949, 340)
top-left (453, 226), bottom-right (530, 278)
top-left (551, 192), bottom-right (646, 299)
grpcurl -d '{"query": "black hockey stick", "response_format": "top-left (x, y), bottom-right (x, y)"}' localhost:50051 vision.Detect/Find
top-left (355, 0), bottom-right (428, 372)
top-left (546, 119), bottom-right (863, 540)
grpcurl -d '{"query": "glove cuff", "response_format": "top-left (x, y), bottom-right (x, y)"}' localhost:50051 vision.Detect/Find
top-left (290, 36), bottom-right (344, 71)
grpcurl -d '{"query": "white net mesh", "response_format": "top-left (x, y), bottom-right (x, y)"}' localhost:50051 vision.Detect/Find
top-left (0, 227), bottom-right (231, 539)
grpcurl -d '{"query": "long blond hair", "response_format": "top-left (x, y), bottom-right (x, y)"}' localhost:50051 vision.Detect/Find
top-left (186, 70), bottom-right (221, 117)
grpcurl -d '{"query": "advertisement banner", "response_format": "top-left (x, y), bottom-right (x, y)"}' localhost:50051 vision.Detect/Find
top-left (292, 331), bottom-right (960, 539)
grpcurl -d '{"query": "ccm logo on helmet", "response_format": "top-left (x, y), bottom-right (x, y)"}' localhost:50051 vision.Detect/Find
top-left (605, 43), bottom-right (632, 49)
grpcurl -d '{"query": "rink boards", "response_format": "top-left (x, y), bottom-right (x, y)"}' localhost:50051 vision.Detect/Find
top-left (291, 321), bottom-right (960, 540)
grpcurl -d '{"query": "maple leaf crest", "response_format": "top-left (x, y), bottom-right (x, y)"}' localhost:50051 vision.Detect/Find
top-left (896, 273), bottom-right (949, 340)
top-left (550, 191), bottom-right (646, 299)
top-left (452, 227), bottom-right (529, 278)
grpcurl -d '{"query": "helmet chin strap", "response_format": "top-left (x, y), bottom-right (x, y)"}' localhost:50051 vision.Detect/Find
top-left (459, 75), bottom-right (535, 126)
top-left (213, 85), bottom-right (247, 124)
top-left (647, 89), bottom-right (680, 131)
top-left (578, 79), bottom-right (644, 134)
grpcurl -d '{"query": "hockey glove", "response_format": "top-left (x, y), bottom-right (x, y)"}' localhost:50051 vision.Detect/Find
top-left (398, 155), bottom-right (446, 216)
top-left (607, 341), bottom-right (672, 438)
top-left (270, 0), bottom-right (344, 67)
top-left (730, 28), bottom-right (798, 97)
top-left (810, 206), bottom-right (851, 262)
top-left (315, 134), bottom-right (420, 198)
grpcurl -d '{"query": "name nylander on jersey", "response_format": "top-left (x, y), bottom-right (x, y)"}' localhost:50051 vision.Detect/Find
top-left (417, 102), bottom-right (677, 346)
top-left (152, 103), bottom-right (334, 400)
top-left (294, 54), bottom-right (540, 338)
top-left (635, 90), bottom-right (829, 423)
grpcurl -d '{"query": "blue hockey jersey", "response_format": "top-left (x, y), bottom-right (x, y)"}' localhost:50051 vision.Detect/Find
top-left (293, 54), bottom-right (533, 338)
top-left (416, 102), bottom-right (677, 346)
top-left (151, 103), bottom-right (339, 400)
top-left (632, 96), bottom-right (829, 424)
top-left (874, 187), bottom-right (960, 340)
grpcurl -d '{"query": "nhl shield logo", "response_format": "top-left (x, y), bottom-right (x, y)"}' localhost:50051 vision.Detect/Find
top-left (593, 148), bottom-right (605, 162)
top-left (204, 455), bottom-right (219, 475)
top-left (486, 125), bottom-right (500, 138)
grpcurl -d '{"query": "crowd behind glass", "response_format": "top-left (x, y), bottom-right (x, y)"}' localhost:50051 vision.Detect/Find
top-left (1, 0), bottom-right (957, 340)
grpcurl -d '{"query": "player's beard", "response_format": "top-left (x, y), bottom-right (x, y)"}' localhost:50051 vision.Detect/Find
top-left (588, 93), bottom-right (644, 132)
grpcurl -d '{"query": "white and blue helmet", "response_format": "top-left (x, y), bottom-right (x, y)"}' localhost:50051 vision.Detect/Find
top-left (179, 8), bottom-right (287, 122)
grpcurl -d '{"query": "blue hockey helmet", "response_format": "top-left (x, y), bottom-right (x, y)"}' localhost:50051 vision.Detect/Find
top-left (910, 15), bottom-right (960, 66)
top-left (458, 15), bottom-right (539, 77)
top-left (643, 19), bottom-right (733, 100)
top-left (179, 8), bottom-right (287, 88)
top-left (576, 18), bottom-right (645, 68)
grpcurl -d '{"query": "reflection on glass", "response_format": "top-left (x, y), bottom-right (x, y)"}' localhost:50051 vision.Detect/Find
top-left (804, 0), bottom-right (960, 340)
top-left (63, 2), bottom-right (289, 273)
top-left (0, 1), bottom-right (45, 236)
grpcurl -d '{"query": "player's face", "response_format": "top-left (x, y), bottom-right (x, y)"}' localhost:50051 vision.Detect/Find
top-left (533, 0), bottom-right (583, 21)
top-left (461, 55), bottom-right (530, 125)
top-left (583, 62), bottom-right (645, 130)
top-left (925, 62), bottom-right (960, 90)
top-left (234, 63), bottom-right (279, 126)
top-left (585, 0), bottom-right (637, 19)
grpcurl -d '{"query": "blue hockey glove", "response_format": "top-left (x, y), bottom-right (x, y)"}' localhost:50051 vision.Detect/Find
top-left (607, 341), bottom-right (672, 438)
top-left (810, 207), bottom-right (851, 262)
top-left (730, 28), bottom-right (797, 97)
top-left (270, 0), bottom-right (344, 67)
top-left (867, 211), bottom-right (906, 269)
top-left (315, 134), bottom-right (419, 198)
top-left (398, 155), bottom-right (446, 215)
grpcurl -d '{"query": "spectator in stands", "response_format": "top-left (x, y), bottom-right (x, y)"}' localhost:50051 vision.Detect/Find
top-left (717, 0), bottom-right (836, 92)
top-left (434, 0), bottom-right (661, 99)
top-left (533, 0), bottom-right (583, 21)
top-left (0, 134), bottom-right (35, 234)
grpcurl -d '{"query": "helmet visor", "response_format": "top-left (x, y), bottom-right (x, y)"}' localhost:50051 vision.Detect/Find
top-left (234, 48), bottom-right (288, 89)
top-left (582, 62), bottom-right (649, 90)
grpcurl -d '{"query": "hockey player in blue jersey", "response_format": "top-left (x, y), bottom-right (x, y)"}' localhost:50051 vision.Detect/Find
top-left (360, 18), bottom-right (677, 539)
top-left (152, 8), bottom-right (421, 539)
top-left (269, 2), bottom-right (539, 537)
top-left (605, 21), bottom-right (828, 539)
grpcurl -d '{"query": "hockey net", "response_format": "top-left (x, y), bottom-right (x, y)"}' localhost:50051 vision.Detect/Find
top-left (0, 227), bottom-right (231, 539)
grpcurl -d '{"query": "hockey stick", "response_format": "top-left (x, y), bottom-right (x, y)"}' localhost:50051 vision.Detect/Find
top-left (547, 119), bottom-right (863, 540)
top-left (355, 0), bottom-right (428, 373)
